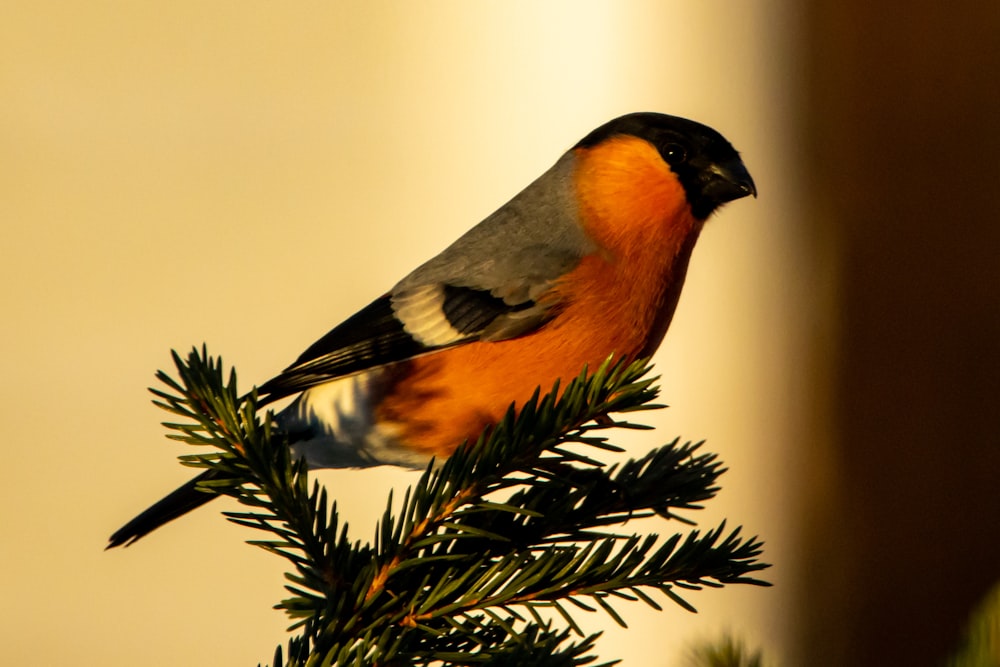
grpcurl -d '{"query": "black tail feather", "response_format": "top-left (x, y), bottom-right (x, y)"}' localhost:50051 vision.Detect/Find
top-left (106, 469), bottom-right (224, 549)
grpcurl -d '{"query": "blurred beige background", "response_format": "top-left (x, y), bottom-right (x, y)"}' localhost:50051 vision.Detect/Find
top-left (6, 2), bottom-right (997, 666)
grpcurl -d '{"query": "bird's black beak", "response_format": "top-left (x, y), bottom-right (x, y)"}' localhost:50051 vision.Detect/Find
top-left (704, 158), bottom-right (757, 205)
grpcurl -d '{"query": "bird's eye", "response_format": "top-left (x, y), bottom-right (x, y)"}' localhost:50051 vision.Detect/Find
top-left (662, 143), bottom-right (687, 166)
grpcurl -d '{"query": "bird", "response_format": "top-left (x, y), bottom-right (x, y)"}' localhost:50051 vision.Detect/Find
top-left (107, 112), bottom-right (756, 549)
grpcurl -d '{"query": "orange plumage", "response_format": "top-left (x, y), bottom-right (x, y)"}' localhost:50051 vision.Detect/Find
top-left (375, 136), bottom-right (704, 456)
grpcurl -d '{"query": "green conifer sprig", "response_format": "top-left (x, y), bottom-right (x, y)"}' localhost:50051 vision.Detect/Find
top-left (947, 580), bottom-right (1000, 667)
top-left (150, 346), bottom-right (769, 666)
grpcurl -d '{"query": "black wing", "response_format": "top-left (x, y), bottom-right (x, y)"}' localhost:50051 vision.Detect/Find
top-left (256, 295), bottom-right (429, 403)
top-left (255, 283), bottom-right (558, 404)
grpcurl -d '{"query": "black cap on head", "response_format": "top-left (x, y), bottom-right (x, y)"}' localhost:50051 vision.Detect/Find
top-left (575, 112), bottom-right (756, 220)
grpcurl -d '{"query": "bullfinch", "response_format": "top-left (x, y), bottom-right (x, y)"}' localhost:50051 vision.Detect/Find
top-left (108, 112), bottom-right (756, 548)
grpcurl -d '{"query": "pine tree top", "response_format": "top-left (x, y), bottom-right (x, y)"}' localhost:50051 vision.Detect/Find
top-left (148, 346), bottom-right (770, 666)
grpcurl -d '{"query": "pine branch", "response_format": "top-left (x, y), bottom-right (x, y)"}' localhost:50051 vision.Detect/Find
top-left (151, 346), bottom-right (770, 666)
top-left (947, 580), bottom-right (1000, 667)
top-left (685, 634), bottom-right (767, 667)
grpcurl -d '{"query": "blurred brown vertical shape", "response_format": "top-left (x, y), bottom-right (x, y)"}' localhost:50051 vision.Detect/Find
top-left (798, 2), bottom-right (1000, 665)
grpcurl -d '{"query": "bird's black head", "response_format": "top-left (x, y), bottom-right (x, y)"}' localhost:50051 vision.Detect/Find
top-left (574, 112), bottom-right (756, 220)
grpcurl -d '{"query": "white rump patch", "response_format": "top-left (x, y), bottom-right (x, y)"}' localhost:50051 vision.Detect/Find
top-left (278, 371), bottom-right (432, 470)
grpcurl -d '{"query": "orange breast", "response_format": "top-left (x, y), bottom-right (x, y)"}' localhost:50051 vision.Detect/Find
top-left (376, 136), bottom-right (703, 457)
